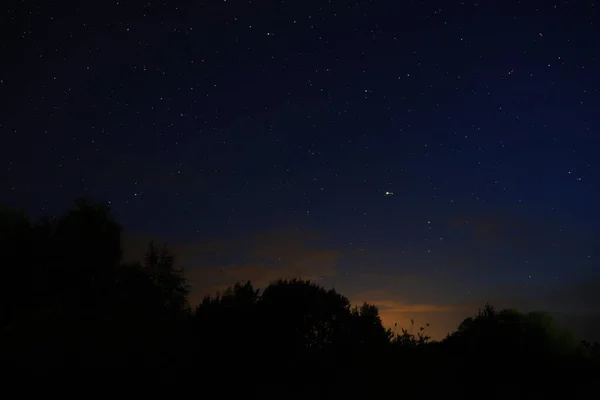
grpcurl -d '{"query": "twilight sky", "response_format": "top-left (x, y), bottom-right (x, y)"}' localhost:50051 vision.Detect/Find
top-left (1, 0), bottom-right (599, 340)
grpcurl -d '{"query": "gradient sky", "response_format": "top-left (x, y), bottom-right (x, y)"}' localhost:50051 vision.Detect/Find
top-left (2, 0), bottom-right (599, 340)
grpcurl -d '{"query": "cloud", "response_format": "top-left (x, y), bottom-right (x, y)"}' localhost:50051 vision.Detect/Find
top-left (447, 207), bottom-right (596, 259)
top-left (445, 277), bottom-right (600, 341)
top-left (122, 228), bottom-right (341, 306)
top-left (461, 276), bottom-right (600, 316)
top-left (355, 291), bottom-right (456, 313)
top-left (121, 222), bottom-right (600, 342)
top-left (349, 287), bottom-right (471, 339)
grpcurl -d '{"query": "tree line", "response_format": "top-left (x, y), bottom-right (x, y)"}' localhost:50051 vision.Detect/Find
top-left (0, 199), bottom-right (598, 396)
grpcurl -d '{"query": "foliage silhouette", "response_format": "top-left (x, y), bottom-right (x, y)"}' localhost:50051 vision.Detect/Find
top-left (392, 320), bottom-right (431, 348)
top-left (0, 199), bottom-right (598, 396)
top-left (444, 303), bottom-right (584, 368)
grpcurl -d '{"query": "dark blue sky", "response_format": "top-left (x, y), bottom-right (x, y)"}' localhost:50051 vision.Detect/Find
top-left (2, 0), bottom-right (599, 339)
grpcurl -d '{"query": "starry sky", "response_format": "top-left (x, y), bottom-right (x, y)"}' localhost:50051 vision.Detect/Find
top-left (2, 0), bottom-right (599, 340)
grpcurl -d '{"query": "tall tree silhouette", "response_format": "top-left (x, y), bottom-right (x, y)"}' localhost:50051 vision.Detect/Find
top-left (51, 198), bottom-right (123, 315)
top-left (0, 199), bottom-right (125, 366)
top-left (193, 280), bottom-right (261, 364)
top-left (142, 241), bottom-right (190, 313)
top-left (349, 302), bottom-right (393, 349)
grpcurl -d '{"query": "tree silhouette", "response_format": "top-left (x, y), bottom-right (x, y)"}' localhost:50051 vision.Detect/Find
top-left (0, 199), bottom-right (199, 367)
top-left (195, 280), bottom-right (259, 320)
top-left (259, 279), bottom-right (352, 353)
top-left (349, 302), bottom-right (393, 349)
top-left (444, 303), bottom-right (584, 368)
top-left (48, 198), bottom-right (123, 316)
top-left (393, 320), bottom-right (431, 348)
top-left (142, 241), bottom-right (190, 313)
top-left (1, 198), bottom-right (598, 392)
top-left (194, 280), bottom-right (260, 357)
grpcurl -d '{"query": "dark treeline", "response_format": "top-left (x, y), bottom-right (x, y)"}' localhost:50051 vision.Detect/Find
top-left (1, 199), bottom-right (598, 397)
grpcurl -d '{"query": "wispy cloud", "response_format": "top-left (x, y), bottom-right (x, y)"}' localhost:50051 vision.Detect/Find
top-left (122, 228), bottom-right (341, 305)
top-left (122, 224), bottom-right (600, 342)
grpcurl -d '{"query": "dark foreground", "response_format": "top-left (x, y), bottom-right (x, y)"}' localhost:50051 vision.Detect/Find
top-left (1, 200), bottom-right (598, 397)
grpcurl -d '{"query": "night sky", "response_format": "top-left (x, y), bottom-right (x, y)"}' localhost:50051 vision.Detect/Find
top-left (2, 0), bottom-right (599, 340)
